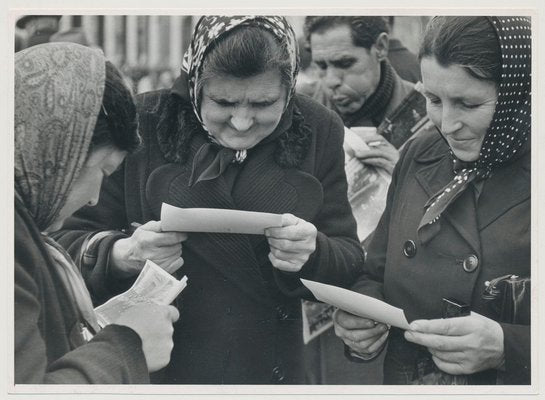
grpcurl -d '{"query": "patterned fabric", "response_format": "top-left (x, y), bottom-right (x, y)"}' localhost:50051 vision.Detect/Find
top-left (15, 42), bottom-right (106, 339)
top-left (418, 16), bottom-right (531, 243)
top-left (182, 15), bottom-right (299, 165)
top-left (15, 42), bottom-right (105, 231)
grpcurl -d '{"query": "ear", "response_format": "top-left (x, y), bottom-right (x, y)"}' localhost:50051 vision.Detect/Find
top-left (373, 32), bottom-right (389, 62)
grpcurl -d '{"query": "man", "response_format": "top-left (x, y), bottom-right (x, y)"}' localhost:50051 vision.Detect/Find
top-left (303, 16), bottom-right (427, 142)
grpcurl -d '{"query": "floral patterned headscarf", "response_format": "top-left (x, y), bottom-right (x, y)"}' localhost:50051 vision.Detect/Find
top-left (182, 15), bottom-right (299, 129)
top-left (15, 42), bottom-right (106, 231)
top-left (418, 16), bottom-right (531, 243)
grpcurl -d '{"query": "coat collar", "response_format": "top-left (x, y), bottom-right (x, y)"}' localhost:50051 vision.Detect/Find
top-left (145, 133), bottom-right (323, 304)
top-left (414, 135), bottom-right (530, 254)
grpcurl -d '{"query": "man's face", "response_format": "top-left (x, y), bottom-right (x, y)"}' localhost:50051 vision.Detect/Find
top-left (310, 24), bottom-right (382, 115)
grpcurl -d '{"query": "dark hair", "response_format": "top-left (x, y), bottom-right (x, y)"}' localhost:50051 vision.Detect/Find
top-left (197, 25), bottom-right (292, 101)
top-left (91, 61), bottom-right (141, 153)
top-left (419, 16), bottom-right (502, 84)
top-left (304, 16), bottom-right (389, 50)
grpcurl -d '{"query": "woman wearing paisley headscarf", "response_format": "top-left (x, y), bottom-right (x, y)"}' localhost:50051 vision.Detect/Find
top-left (334, 16), bottom-right (531, 385)
top-left (53, 16), bottom-right (364, 383)
top-left (15, 42), bottom-right (180, 383)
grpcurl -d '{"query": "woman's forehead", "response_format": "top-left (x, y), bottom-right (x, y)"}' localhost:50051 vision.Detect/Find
top-left (202, 70), bottom-right (286, 100)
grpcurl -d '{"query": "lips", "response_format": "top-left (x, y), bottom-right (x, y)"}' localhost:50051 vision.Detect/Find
top-left (332, 96), bottom-right (351, 107)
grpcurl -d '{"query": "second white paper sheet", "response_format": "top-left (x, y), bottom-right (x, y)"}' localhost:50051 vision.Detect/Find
top-left (301, 279), bottom-right (410, 330)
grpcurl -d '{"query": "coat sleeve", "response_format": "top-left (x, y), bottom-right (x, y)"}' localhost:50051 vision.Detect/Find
top-left (50, 162), bottom-right (134, 305)
top-left (273, 107), bottom-right (365, 296)
top-left (15, 217), bottom-right (149, 384)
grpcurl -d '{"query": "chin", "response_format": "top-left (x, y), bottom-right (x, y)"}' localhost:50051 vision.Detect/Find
top-left (451, 149), bottom-right (480, 163)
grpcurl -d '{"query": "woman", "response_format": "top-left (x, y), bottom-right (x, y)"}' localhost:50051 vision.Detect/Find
top-left (15, 42), bottom-right (180, 383)
top-left (53, 16), bottom-right (364, 384)
top-left (334, 16), bottom-right (531, 385)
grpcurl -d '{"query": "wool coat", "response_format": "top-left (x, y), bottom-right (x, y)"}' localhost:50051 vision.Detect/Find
top-left (54, 91), bottom-right (365, 384)
top-left (15, 198), bottom-right (149, 384)
top-left (353, 128), bottom-right (531, 384)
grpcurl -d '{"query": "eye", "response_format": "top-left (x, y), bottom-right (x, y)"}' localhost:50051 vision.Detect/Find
top-left (425, 95), bottom-right (441, 105)
top-left (213, 99), bottom-right (236, 107)
top-left (332, 59), bottom-right (355, 69)
top-left (460, 102), bottom-right (481, 109)
top-left (252, 100), bottom-right (276, 108)
top-left (314, 61), bottom-right (327, 70)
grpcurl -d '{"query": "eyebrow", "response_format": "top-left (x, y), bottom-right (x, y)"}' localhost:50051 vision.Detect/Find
top-left (206, 94), bottom-right (281, 103)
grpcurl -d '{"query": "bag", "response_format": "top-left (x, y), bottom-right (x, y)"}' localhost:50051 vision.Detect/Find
top-left (482, 274), bottom-right (530, 325)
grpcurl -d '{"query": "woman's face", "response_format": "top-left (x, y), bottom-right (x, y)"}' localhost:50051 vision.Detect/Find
top-left (46, 144), bottom-right (126, 232)
top-left (421, 56), bottom-right (498, 162)
top-left (200, 69), bottom-right (287, 151)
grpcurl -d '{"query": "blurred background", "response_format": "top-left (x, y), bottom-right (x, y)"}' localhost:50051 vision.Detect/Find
top-left (15, 15), bottom-right (430, 94)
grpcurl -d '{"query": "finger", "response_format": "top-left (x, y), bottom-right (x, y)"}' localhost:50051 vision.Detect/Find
top-left (339, 324), bottom-right (388, 343)
top-left (409, 316), bottom-right (474, 336)
top-left (163, 257), bottom-right (184, 274)
top-left (139, 220), bottom-right (162, 232)
top-left (268, 237), bottom-right (312, 253)
top-left (166, 305), bottom-right (180, 322)
top-left (367, 329), bottom-right (389, 353)
top-left (404, 330), bottom-right (466, 352)
top-left (145, 231), bottom-right (188, 247)
top-left (266, 223), bottom-right (315, 241)
top-left (431, 355), bottom-right (465, 375)
top-left (333, 309), bottom-right (379, 330)
top-left (428, 348), bottom-right (466, 364)
top-left (269, 246), bottom-right (304, 262)
top-left (281, 213), bottom-right (299, 227)
top-left (358, 157), bottom-right (392, 170)
top-left (268, 252), bottom-right (301, 272)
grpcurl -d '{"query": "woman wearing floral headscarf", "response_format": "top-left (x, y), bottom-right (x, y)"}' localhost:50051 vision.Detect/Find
top-left (54, 16), bottom-right (364, 383)
top-left (334, 16), bottom-right (531, 384)
top-left (15, 42), bottom-right (180, 383)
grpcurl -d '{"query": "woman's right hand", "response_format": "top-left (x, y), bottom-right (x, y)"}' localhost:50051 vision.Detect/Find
top-left (114, 303), bottom-right (179, 373)
top-left (333, 309), bottom-right (389, 355)
top-left (110, 220), bottom-right (188, 278)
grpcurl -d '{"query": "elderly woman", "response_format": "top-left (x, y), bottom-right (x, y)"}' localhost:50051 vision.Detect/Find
top-left (54, 16), bottom-right (364, 384)
top-left (15, 43), bottom-right (180, 383)
top-left (334, 16), bottom-right (531, 385)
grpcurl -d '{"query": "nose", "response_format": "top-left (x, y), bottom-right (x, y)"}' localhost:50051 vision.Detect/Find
top-left (324, 67), bottom-right (342, 90)
top-left (231, 108), bottom-right (254, 132)
top-left (440, 106), bottom-right (463, 135)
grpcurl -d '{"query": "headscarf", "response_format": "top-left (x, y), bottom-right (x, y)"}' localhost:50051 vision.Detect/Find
top-left (418, 16), bottom-right (531, 243)
top-left (15, 42), bottom-right (105, 337)
top-left (180, 16), bottom-right (299, 185)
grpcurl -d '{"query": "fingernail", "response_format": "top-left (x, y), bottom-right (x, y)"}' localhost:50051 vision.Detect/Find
top-left (410, 322), bottom-right (420, 331)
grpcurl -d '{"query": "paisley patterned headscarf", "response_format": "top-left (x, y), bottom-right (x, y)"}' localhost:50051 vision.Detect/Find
top-left (15, 42), bottom-right (105, 231)
top-left (15, 42), bottom-right (106, 337)
top-left (180, 16), bottom-right (299, 181)
top-left (418, 16), bottom-right (531, 243)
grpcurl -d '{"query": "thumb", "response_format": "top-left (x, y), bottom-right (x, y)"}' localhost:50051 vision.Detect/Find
top-left (140, 220), bottom-right (162, 232)
top-left (281, 213), bottom-right (299, 227)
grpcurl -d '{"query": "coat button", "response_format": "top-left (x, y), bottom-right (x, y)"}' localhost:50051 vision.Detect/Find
top-left (462, 254), bottom-right (479, 273)
top-left (403, 240), bottom-right (417, 258)
top-left (271, 366), bottom-right (285, 383)
top-left (276, 305), bottom-right (289, 321)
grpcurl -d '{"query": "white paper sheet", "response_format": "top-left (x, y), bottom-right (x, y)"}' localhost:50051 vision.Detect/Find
top-left (160, 203), bottom-right (283, 234)
top-left (301, 279), bottom-right (410, 330)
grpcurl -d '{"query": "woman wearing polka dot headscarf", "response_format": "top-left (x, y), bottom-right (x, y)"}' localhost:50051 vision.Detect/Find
top-left (334, 16), bottom-right (531, 384)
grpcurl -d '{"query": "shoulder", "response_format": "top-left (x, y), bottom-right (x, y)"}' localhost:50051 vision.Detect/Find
top-left (294, 93), bottom-right (343, 132)
top-left (135, 89), bottom-right (174, 115)
top-left (399, 126), bottom-right (448, 167)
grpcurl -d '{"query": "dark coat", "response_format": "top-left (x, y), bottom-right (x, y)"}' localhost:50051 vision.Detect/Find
top-left (353, 129), bottom-right (531, 384)
top-left (14, 198), bottom-right (149, 384)
top-left (54, 92), bottom-right (364, 384)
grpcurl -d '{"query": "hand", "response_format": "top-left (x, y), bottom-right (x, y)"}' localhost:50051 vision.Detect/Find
top-left (264, 214), bottom-right (317, 272)
top-left (114, 303), bottom-right (179, 373)
top-left (110, 220), bottom-right (188, 278)
top-left (404, 312), bottom-right (505, 375)
top-left (353, 134), bottom-right (399, 174)
top-left (333, 309), bottom-right (389, 355)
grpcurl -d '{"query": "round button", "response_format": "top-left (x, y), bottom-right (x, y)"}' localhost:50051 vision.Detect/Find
top-left (463, 254), bottom-right (479, 273)
top-left (271, 366), bottom-right (285, 383)
top-left (403, 240), bottom-right (417, 258)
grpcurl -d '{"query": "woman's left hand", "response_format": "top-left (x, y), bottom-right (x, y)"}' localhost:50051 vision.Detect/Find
top-left (404, 313), bottom-right (505, 375)
top-left (265, 213), bottom-right (317, 272)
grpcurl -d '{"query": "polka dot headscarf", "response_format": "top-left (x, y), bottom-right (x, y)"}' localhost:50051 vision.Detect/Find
top-left (418, 16), bottom-right (531, 244)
